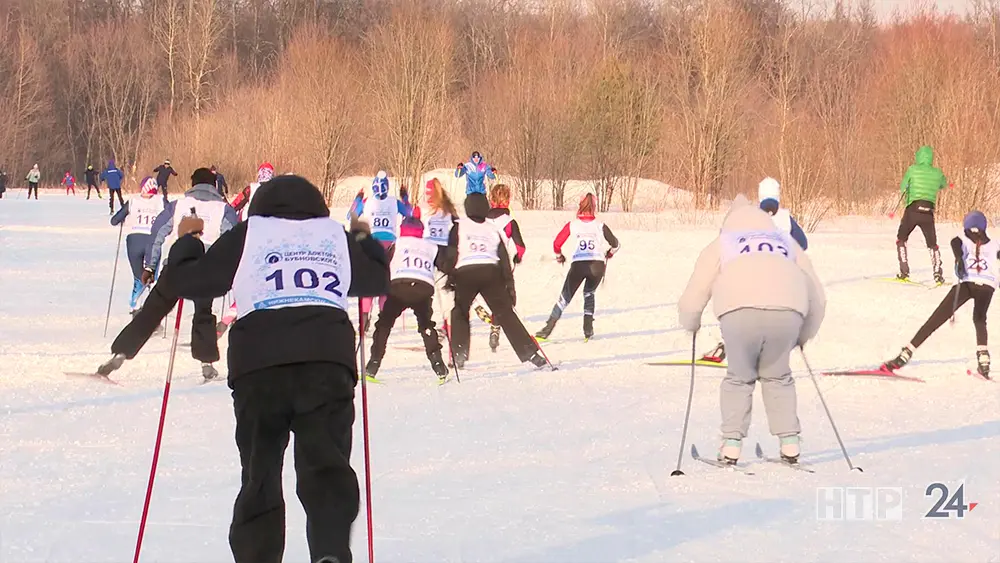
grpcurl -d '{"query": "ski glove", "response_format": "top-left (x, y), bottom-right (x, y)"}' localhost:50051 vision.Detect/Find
top-left (955, 260), bottom-right (967, 280)
top-left (512, 253), bottom-right (522, 265)
top-left (555, 254), bottom-right (566, 264)
top-left (605, 249), bottom-right (616, 260)
top-left (178, 216), bottom-right (204, 238)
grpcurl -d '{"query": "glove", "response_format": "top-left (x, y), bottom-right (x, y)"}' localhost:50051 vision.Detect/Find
top-left (605, 249), bottom-right (616, 260)
top-left (507, 284), bottom-right (517, 307)
top-left (456, 163), bottom-right (464, 169)
top-left (141, 268), bottom-right (154, 285)
top-left (350, 211), bottom-right (370, 235)
top-left (178, 215), bottom-right (204, 238)
top-left (512, 253), bottom-right (522, 265)
top-left (955, 260), bottom-right (967, 280)
top-left (444, 277), bottom-right (456, 292)
top-left (490, 166), bottom-right (498, 174)
top-left (555, 254), bottom-right (566, 264)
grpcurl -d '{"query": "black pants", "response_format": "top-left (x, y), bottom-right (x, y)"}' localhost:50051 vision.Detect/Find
top-left (27, 182), bottom-right (38, 199)
top-left (109, 189), bottom-right (125, 212)
top-left (545, 261), bottom-right (606, 332)
top-left (229, 363), bottom-right (358, 563)
top-left (896, 201), bottom-right (940, 277)
top-left (912, 282), bottom-right (995, 347)
top-left (86, 183), bottom-right (101, 199)
top-left (451, 264), bottom-right (536, 361)
top-left (110, 268), bottom-right (220, 363)
top-left (158, 183), bottom-right (168, 204)
top-left (370, 280), bottom-right (442, 364)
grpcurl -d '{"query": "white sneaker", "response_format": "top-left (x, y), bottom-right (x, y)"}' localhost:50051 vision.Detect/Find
top-left (718, 438), bottom-right (742, 463)
top-left (201, 363), bottom-right (219, 381)
top-left (779, 435), bottom-right (800, 461)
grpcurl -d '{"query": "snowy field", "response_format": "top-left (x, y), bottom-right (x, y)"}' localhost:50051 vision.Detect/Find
top-left (1, 195), bottom-right (998, 562)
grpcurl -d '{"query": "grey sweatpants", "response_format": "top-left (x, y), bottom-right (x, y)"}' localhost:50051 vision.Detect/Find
top-left (718, 308), bottom-right (803, 440)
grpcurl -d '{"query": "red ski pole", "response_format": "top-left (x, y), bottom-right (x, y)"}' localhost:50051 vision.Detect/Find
top-left (358, 300), bottom-right (375, 563)
top-left (133, 299), bottom-right (184, 563)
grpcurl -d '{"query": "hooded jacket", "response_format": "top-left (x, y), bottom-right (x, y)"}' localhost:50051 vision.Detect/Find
top-left (455, 155), bottom-right (496, 195)
top-left (442, 193), bottom-right (515, 290)
top-left (677, 195), bottom-right (826, 344)
top-left (164, 175), bottom-right (390, 383)
top-left (145, 183), bottom-right (239, 268)
top-left (100, 161), bottom-right (124, 191)
top-left (26, 166), bottom-right (40, 183)
top-left (901, 146), bottom-right (948, 206)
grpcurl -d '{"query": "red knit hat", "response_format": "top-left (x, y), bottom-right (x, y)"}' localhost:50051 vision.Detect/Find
top-left (399, 207), bottom-right (424, 238)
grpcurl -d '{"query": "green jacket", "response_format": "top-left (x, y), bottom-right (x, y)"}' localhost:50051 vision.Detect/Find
top-left (900, 146), bottom-right (947, 206)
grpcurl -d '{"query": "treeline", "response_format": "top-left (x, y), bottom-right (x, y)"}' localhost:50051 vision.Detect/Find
top-left (4, 0), bottom-right (1000, 221)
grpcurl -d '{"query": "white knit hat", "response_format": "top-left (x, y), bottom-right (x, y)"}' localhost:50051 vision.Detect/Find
top-left (758, 177), bottom-right (780, 203)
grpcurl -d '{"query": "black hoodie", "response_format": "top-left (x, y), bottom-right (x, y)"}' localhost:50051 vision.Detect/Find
top-left (165, 175), bottom-right (389, 384)
top-left (443, 193), bottom-right (515, 290)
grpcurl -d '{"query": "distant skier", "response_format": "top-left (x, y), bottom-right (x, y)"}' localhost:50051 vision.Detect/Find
top-left (442, 192), bottom-right (546, 369)
top-left (230, 162), bottom-right (275, 220)
top-left (678, 195), bottom-right (826, 465)
top-left (535, 193), bottom-right (620, 342)
top-left (347, 171), bottom-right (412, 329)
top-left (110, 177), bottom-right (164, 314)
top-left (476, 184), bottom-right (528, 351)
top-left (422, 177), bottom-right (459, 249)
top-left (62, 172), bottom-right (76, 195)
top-left (895, 145), bottom-right (949, 285)
top-left (25, 164), bottom-right (40, 199)
top-left (100, 159), bottom-right (125, 213)
top-left (0, 165), bottom-right (7, 198)
top-left (702, 177), bottom-right (809, 363)
top-left (153, 159), bottom-right (178, 203)
top-left (454, 151), bottom-right (496, 195)
top-left (84, 164), bottom-right (101, 199)
top-left (884, 211), bottom-right (997, 379)
top-left (210, 164), bottom-right (228, 196)
top-left (364, 210), bottom-right (450, 383)
top-left (97, 168), bottom-right (237, 382)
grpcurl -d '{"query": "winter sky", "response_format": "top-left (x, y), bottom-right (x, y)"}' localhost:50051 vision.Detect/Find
top-left (874, 0), bottom-right (973, 19)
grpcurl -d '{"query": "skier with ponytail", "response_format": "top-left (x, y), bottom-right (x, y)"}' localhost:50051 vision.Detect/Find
top-left (535, 192), bottom-right (619, 342)
top-left (422, 177), bottom-right (459, 250)
top-left (475, 183), bottom-right (527, 351)
top-left (883, 210), bottom-right (997, 379)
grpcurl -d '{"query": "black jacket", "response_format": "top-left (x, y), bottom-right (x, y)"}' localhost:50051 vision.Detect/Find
top-left (0, 170), bottom-right (7, 191)
top-left (165, 175), bottom-right (389, 384)
top-left (84, 168), bottom-right (99, 186)
top-left (442, 218), bottom-right (515, 292)
top-left (154, 164), bottom-right (177, 187)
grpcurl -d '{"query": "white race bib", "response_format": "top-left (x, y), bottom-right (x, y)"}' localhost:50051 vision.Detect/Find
top-left (456, 219), bottom-right (500, 268)
top-left (961, 236), bottom-right (1000, 286)
top-left (720, 230), bottom-right (796, 266)
top-left (126, 196), bottom-right (164, 235)
top-left (173, 197), bottom-right (226, 245)
top-left (232, 216), bottom-right (352, 319)
top-left (364, 195), bottom-right (399, 236)
top-left (569, 219), bottom-right (605, 262)
top-left (390, 237), bottom-right (437, 285)
top-left (423, 210), bottom-right (453, 246)
top-left (771, 209), bottom-right (792, 234)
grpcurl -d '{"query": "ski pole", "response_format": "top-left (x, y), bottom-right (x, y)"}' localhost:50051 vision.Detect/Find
top-left (949, 283), bottom-right (963, 326)
top-left (799, 348), bottom-right (863, 472)
top-left (103, 222), bottom-right (125, 337)
top-left (435, 286), bottom-right (460, 383)
top-left (887, 191), bottom-right (905, 219)
top-left (513, 305), bottom-right (558, 371)
top-left (670, 332), bottom-right (698, 476)
top-left (357, 300), bottom-right (375, 563)
top-left (133, 299), bottom-right (184, 563)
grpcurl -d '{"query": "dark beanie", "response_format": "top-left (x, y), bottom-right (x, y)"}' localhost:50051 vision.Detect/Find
top-left (191, 167), bottom-right (216, 186)
top-left (464, 193), bottom-right (489, 221)
top-left (248, 174), bottom-right (330, 219)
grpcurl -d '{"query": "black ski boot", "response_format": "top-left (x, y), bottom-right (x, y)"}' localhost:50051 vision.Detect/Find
top-left (583, 315), bottom-right (594, 342)
top-left (931, 247), bottom-right (945, 285)
top-left (977, 349), bottom-right (990, 378)
top-left (202, 363), bottom-right (219, 381)
top-left (430, 351), bottom-right (449, 382)
top-left (535, 318), bottom-right (556, 341)
top-left (528, 351), bottom-right (548, 369)
top-left (489, 326), bottom-right (501, 352)
top-left (364, 358), bottom-right (381, 381)
top-left (883, 346), bottom-right (913, 371)
top-left (452, 351), bottom-right (467, 370)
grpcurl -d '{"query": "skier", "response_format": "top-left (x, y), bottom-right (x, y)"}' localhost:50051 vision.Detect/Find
top-left (100, 159), bottom-right (125, 213)
top-left (535, 193), bottom-right (620, 342)
top-left (883, 211), bottom-right (997, 379)
top-left (442, 192), bottom-right (547, 369)
top-left (25, 164), bottom-right (40, 199)
top-left (346, 171), bottom-right (412, 329)
top-left (110, 177), bottom-right (164, 314)
top-left (97, 168), bottom-right (237, 381)
top-left (230, 162), bottom-right (275, 220)
top-left (210, 164), bottom-right (229, 196)
top-left (0, 165), bottom-right (7, 198)
top-left (476, 183), bottom-right (528, 351)
top-left (62, 172), bottom-right (76, 195)
top-left (677, 195), bottom-right (826, 464)
top-left (454, 151), bottom-right (496, 195)
top-left (895, 145), bottom-right (949, 285)
top-left (422, 177), bottom-right (459, 249)
top-left (153, 159), bottom-right (178, 203)
top-left (131, 174), bottom-right (389, 563)
top-left (365, 210), bottom-right (450, 382)
top-left (702, 177), bottom-right (809, 363)
top-left (84, 164), bottom-right (101, 199)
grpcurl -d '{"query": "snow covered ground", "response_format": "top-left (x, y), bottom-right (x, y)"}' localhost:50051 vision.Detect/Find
top-left (1, 195), bottom-right (997, 562)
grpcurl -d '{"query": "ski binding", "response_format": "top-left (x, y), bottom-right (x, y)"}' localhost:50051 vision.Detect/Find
top-left (754, 443), bottom-right (815, 473)
top-left (690, 444), bottom-right (754, 474)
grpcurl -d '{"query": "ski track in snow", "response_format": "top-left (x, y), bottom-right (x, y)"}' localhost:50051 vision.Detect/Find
top-left (1, 196), bottom-right (997, 562)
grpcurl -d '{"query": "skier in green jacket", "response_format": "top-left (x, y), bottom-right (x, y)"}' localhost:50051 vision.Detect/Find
top-left (896, 145), bottom-right (949, 284)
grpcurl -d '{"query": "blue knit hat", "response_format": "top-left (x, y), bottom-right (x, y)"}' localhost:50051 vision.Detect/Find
top-left (964, 210), bottom-right (987, 233)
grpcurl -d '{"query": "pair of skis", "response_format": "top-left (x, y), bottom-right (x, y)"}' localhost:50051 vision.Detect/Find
top-left (649, 355), bottom-right (930, 382)
top-left (873, 276), bottom-right (945, 290)
top-left (690, 443), bottom-right (815, 474)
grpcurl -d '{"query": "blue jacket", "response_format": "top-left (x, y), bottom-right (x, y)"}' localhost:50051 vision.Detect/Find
top-left (455, 162), bottom-right (496, 195)
top-left (759, 200), bottom-right (809, 250)
top-left (100, 161), bottom-right (124, 191)
top-left (145, 184), bottom-right (238, 269)
top-left (347, 192), bottom-right (412, 243)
